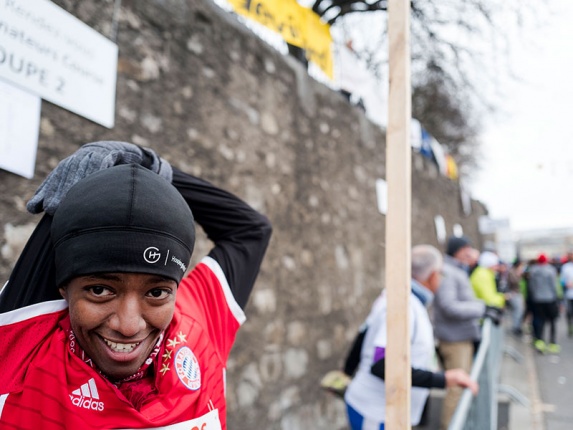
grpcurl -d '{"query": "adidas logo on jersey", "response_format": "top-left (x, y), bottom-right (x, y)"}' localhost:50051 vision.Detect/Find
top-left (69, 378), bottom-right (105, 411)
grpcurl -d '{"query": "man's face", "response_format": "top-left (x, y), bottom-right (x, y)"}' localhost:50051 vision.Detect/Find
top-left (60, 273), bottom-right (177, 381)
top-left (427, 266), bottom-right (443, 294)
top-left (455, 246), bottom-right (478, 267)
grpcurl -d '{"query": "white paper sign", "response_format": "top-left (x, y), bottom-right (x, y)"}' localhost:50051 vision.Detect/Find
top-left (0, 78), bottom-right (41, 179)
top-left (375, 178), bottom-right (388, 215)
top-left (410, 118), bottom-right (422, 150)
top-left (434, 215), bottom-right (446, 244)
top-left (0, 0), bottom-right (118, 128)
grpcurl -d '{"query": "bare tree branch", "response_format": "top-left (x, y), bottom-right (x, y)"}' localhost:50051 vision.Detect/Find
top-left (304, 0), bottom-right (548, 176)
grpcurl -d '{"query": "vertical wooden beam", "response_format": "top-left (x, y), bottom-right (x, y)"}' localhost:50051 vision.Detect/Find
top-left (385, 0), bottom-right (412, 428)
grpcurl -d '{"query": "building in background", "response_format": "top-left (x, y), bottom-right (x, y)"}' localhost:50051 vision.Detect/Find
top-left (477, 217), bottom-right (573, 264)
top-left (478, 217), bottom-right (516, 263)
top-left (515, 227), bottom-right (573, 262)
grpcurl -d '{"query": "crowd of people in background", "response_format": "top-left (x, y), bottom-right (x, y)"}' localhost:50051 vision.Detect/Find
top-left (462, 245), bottom-right (573, 354)
top-left (323, 236), bottom-right (573, 430)
top-left (465, 245), bottom-right (571, 355)
top-left (469, 248), bottom-right (573, 355)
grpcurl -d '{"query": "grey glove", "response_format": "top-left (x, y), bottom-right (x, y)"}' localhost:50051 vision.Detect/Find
top-left (483, 305), bottom-right (503, 326)
top-left (27, 141), bottom-right (173, 215)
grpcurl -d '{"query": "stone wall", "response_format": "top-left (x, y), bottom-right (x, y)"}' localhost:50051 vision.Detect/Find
top-left (0, 1), bottom-right (487, 428)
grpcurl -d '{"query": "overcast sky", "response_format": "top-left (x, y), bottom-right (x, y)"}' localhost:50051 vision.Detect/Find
top-left (471, 0), bottom-right (573, 232)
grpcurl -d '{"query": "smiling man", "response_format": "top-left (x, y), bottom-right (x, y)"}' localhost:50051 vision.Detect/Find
top-left (61, 272), bottom-right (177, 381)
top-left (0, 143), bottom-right (272, 429)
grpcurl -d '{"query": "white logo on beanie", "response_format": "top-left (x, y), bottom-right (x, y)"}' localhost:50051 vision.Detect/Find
top-left (143, 247), bottom-right (161, 264)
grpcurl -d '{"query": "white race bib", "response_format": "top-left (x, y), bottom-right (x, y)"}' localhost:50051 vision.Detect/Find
top-left (117, 408), bottom-right (221, 430)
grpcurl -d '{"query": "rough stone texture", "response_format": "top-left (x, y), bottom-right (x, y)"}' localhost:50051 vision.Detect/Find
top-left (0, 1), bottom-right (488, 428)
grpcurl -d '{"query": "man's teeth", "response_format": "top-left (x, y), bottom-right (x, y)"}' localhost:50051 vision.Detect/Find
top-left (104, 339), bottom-right (140, 353)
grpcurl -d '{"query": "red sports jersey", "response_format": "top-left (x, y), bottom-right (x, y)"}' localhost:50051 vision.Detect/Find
top-left (0, 257), bottom-right (244, 429)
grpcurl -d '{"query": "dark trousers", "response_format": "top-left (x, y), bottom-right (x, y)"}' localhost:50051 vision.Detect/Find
top-left (532, 301), bottom-right (558, 344)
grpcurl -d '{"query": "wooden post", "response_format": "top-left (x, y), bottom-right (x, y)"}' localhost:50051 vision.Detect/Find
top-left (385, 0), bottom-right (411, 428)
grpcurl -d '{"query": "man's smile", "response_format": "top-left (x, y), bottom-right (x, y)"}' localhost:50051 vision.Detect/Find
top-left (102, 337), bottom-right (142, 354)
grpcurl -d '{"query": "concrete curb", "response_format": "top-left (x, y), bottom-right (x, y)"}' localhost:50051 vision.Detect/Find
top-left (502, 331), bottom-right (545, 430)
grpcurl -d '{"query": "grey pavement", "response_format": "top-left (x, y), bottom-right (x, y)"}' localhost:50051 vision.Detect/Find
top-left (532, 314), bottom-right (573, 430)
top-left (501, 326), bottom-right (544, 430)
top-left (502, 313), bottom-right (573, 430)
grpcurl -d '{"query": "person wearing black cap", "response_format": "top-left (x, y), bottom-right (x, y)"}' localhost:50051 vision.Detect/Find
top-left (432, 235), bottom-right (485, 430)
top-left (0, 142), bottom-right (272, 429)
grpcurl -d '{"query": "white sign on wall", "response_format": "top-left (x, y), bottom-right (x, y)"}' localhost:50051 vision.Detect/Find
top-left (434, 215), bottom-right (447, 244)
top-left (453, 223), bottom-right (464, 238)
top-left (0, 79), bottom-right (41, 179)
top-left (0, 0), bottom-right (118, 128)
top-left (375, 178), bottom-right (388, 215)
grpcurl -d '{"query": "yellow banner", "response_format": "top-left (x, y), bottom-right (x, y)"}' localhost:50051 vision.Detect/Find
top-left (445, 154), bottom-right (459, 180)
top-left (228, 0), bottom-right (333, 78)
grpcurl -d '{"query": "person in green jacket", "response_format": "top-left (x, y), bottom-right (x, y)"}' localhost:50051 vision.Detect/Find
top-left (471, 251), bottom-right (506, 309)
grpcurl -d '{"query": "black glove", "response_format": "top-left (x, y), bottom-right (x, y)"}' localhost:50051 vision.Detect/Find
top-left (27, 141), bottom-right (172, 215)
top-left (483, 305), bottom-right (503, 326)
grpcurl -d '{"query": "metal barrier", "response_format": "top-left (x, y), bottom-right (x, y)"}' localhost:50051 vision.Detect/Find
top-left (448, 318), bottom-right (504, 430)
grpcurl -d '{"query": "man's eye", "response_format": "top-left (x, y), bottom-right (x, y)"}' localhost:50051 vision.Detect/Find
top-left (147, 289), bottom-right (171, 299)
top-left (88, 286), bottom-right (113, 296)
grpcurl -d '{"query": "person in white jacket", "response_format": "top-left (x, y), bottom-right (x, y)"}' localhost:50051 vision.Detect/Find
top-left (344, 245), bottom-right (478, 430)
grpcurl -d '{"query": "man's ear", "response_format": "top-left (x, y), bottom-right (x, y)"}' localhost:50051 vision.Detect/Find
top-left (59, 287), bottom-right (68, 301)
top-left (428, 270), bottom-right (441, 293)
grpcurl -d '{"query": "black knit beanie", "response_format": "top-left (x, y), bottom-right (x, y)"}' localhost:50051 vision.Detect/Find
top-left (445, 235), bottom-right (472, 257)
top-left (51, 164), bottom-right (195, 286)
